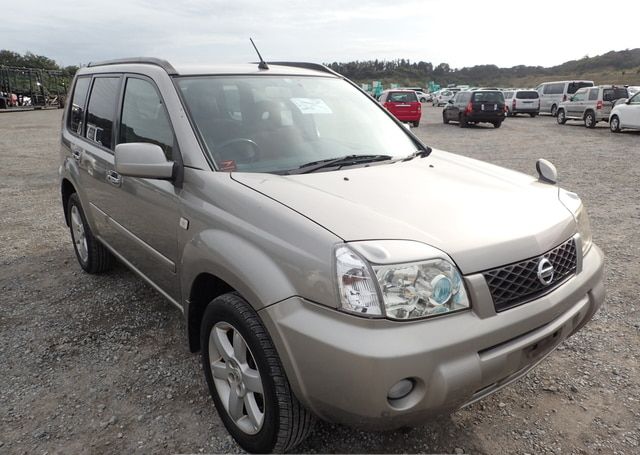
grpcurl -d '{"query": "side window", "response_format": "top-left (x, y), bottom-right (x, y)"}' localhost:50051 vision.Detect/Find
top-left (588, 89), bottom-right (599, 101)
top-left (629, 93), bottom-right (640, 105)
top-left (85, 77), bottom-right (121, 149)
top-left (572, 89), bottom-right (586, 102)
top-left (68, 77), bottom-right (91, 134)
top-left (119, 77), bottom-right (174, 160)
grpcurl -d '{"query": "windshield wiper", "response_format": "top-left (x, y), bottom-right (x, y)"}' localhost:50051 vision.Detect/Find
top-left (402, 146), bottom-right (432, 161)
top-left (286, 154), bottom-right (393, 174)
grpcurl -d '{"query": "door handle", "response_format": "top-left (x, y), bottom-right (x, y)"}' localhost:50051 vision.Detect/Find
top-left (71, 149), bottom-right (82, 161)
top-left (106, 170), bottom-right (122, 186)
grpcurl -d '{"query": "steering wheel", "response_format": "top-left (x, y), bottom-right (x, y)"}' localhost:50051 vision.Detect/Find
top-left (214, 138), bottom-right (260, 163)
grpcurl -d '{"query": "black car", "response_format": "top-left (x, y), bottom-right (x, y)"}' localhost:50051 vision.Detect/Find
top-left (442, 90), bottom-right (506, 128)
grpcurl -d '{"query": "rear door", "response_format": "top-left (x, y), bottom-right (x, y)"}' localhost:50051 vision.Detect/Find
top-left (384, 91), bottom-right (418, 118)
top-left (77, 75), bottom-right (123, 237)
top-left (515, 91), bottom-right (538, 111)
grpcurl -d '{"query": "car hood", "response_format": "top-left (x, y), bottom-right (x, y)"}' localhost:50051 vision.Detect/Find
top-left (231, 150), bottom-right (576, 274)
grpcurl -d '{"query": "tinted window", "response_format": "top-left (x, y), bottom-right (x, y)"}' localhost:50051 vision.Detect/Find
top-left (588, 89), bottom-right (599, 101)
top-left (85, 77), bottom-right (120, 149)
top-left (472, 91), bottom-right (505, 103)
top-left (602, 88), bottom-right (628, 102)
top-left (119, 78), bottom-right (174, 159)
top-left (68, 77), bottom-right (91, 134)
top-left (388, 92), bottom-right (417, 102)
top-left (544, 83), bottom-right (564, 95)
top-left (515, 91), bottom-right (539, 99)
top-left (629, 93), bottom-right (640, 104)
top-left (567, 81), bottom-right (593, 94)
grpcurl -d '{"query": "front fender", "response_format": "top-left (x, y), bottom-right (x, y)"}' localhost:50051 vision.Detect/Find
top-left (180, 229), bottom-right (297, 311)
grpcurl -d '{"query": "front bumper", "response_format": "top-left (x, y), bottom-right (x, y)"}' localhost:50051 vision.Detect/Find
top-left (259, 244), bottom-right (604, 430)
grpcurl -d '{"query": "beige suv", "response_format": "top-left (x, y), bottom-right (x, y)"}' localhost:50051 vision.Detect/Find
top-left (556, 85), bottom-right (629, 128)
top-left (60, 57), bottom-right (605, 453)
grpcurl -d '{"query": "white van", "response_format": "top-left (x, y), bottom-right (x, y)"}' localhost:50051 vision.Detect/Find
top-left (536, 80), bottom-right (594, 116)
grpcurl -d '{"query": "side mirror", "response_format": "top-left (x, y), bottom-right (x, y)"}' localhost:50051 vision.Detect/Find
top-left (115, 143), bottom-right (175, 179)
top-left (626, 98), bottom-right (631, 105)
top-left (447, 99), bottom-right (454, 104)
top-left (536, 158), bottom-right (557, 184)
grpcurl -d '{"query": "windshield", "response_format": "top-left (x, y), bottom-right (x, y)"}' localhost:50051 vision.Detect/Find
top-left (177, 76), bottom-right (418, 173)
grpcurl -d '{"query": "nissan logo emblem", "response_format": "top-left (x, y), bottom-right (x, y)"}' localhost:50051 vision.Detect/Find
top-left (537, 258), bottom-right (555, 286)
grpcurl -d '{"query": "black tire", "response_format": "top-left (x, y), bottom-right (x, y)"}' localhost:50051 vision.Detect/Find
top-left (442, 112), bottom-right (449, 124)
top-left (493, 121), bottom-right (502, 128)
top-left (201, 293), bottom-right (314, 453)
top-left (550, 104), bottom-right (558, 117)
top-left (529, 113), bottom-right (538, 118)
top-left (67, 193), bottom-right (113, 273)
top-left (556, 109), bottom-right (567, 125)
top-left (420, 97), bottom-right (427, 103)
top-left (610, 115), bottom-right (621, 133)
top-left (584, 111), bottom-right (596, 128)
top-left (459, 114), bottom-right (468, 128)
top-left (412, 121), bottom-right (420, 127)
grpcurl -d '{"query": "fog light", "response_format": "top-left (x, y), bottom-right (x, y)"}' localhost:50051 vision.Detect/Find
top-left (388, 379), bottom-right (414, 400)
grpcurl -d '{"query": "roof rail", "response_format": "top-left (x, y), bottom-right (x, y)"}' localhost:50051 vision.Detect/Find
top-left (87, 57), bottom-right (178, 75)
top-left (268, 61), bottom-right (341, 77)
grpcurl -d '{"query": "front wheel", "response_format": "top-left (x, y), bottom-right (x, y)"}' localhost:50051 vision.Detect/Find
top-left (493, 121), bottom-right (502, 128)
top-left (556, 109), bottom-right (567, 125)
top-left (201, 293), bottom-right (314, 453)
top-left (610, 115), bottom-right (621, 133)
top-left (584, 111), bottom-right (596, 128)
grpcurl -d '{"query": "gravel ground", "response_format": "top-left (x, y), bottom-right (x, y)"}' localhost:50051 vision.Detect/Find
top-left (1, 107), bottom-right (639, 454)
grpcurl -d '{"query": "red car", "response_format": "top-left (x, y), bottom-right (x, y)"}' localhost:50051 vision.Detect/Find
top-left (379, 89), bottom-right (422, 127)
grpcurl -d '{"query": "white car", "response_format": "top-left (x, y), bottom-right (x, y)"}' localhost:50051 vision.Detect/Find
top-left (432, 89), bottom-right (455, 106)
top-left (415, 91), bottom-right (431, 103)
top-left (609, 91), bottom-right (640, 132)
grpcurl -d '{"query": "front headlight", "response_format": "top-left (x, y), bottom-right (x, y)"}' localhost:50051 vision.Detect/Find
top-left (374, 259), bottom-right (470, 320)
top-left (335, 246), bottom-right (470, 320)
top-left (559, 189), bottom-right (592, 255)
top-left (575, 204), bottom-right (592, 255)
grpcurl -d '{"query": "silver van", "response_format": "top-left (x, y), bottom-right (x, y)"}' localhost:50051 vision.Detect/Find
top-left (536, 80), bottom-right (594, 116)
top-left (59, 57), bottom-right (605, 453)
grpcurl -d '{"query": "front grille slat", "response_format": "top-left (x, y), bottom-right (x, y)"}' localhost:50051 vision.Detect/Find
top-left (484, 238), bottom-right (577, 312)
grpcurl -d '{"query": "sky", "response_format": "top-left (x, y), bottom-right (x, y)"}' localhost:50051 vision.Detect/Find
top-left (1, 0), bottom-right (638, 69)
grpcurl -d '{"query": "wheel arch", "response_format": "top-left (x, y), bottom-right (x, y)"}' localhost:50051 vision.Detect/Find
top-left (182, 229), bottom-right (299, 352)
top-left (61, 178), bottom-right (76, 226)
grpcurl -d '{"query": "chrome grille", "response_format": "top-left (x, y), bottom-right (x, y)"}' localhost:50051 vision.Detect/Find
top-left (484, 238), bottom-right (577, 312)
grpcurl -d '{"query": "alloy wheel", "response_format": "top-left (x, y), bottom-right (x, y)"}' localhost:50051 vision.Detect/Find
top-left (70, 205), bottom-right (88, 263)
top-left (208, 321), bottom-right (265, 435)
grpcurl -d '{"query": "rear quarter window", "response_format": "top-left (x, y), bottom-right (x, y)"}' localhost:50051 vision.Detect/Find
top-left (68, 77), bottom-right (91, 134)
